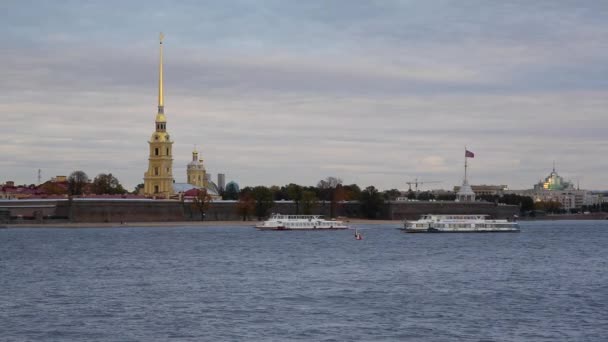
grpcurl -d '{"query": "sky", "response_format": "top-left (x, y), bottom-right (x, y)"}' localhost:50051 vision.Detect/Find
top-left (1, 0), bottom-right (607, 191)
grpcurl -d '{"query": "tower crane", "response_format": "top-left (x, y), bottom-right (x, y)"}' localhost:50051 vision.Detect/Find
top-left (405, 178), bottom-right (442, 193)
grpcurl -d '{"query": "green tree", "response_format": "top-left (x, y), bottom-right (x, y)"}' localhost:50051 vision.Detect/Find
top-left (251, 186), bottom-right (275, 220)
top-left (301, 190), bottom-right (318, 215)
top-left (191, 188), bottom-right (212, 221)
top-left (317, 176), bottom-right (342, 217)
top-left (92, 173), bottom-right (127, 195)
top-left (133, 183), bottom-right (144, 194)
top-left (286, 183), bottom-right (303, 214)
top-left (417, 191), bottom-right (435, 201)
top-left (436, 193), bottom-right (456, 201)
top-left (382, 188), bottom-right (402, 201)
top-left (360, 186), bottom-right (384, 219)
top-left (67, 170), bottom-right (89, 196)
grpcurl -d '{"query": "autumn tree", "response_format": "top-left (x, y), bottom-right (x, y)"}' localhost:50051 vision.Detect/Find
top-left (236, 192), bottom-right (255, 221)
top-left (191, 188), bottom-right (213, 221)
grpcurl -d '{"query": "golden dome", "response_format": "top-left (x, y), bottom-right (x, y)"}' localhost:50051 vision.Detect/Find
top-left (150, 131), bottom-right (171, 142)
top-left (155, 113), bottom-right (167, 123)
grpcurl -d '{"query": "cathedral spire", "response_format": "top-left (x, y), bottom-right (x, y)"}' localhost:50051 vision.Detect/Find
top-left (158, 32), bottom-right (164, 114)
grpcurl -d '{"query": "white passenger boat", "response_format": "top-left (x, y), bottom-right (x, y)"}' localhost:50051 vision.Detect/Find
top-left (403, 214), bottom-right (519, 233)
top-left (256, 214), bottom-right (348, 230)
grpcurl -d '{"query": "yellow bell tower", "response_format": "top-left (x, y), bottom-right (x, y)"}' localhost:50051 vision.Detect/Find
top-left (144, 33), bottom-right (174, 198)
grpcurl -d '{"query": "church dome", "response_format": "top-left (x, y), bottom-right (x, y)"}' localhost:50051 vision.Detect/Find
top-left (188, 160), bottom-right (205, 169)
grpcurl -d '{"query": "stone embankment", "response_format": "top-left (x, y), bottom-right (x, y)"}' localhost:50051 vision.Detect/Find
top-left (1, 199), bottom-right (518, 224)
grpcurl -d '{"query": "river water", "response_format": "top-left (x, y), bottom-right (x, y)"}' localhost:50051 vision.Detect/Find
top-left (1, 221), bottom-right (607, 341)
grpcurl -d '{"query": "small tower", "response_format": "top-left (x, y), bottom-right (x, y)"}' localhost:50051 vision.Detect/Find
top-left (144, 33), bottom-right (174, 198)
top-left (187, 148), bottom-right (207, 188)
top-left (456, 148), bottom-right (476, 202)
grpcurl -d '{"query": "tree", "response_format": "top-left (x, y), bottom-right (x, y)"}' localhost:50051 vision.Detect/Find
top-left (382, 188), bottom-right (402, 201)
top-left (223, 182), bottom-right (239, 200)
top-left (343, 184), bottom-right (362, 201)
top-left (360, 186), bottom-right (384, 219)
top-left (436, 193), bottom-right (456, 201)
top-left (407, 190), bottom-right (416, 199)
top-left (236, 193), bottom-right (255, 221)
top-left (301, 190), bottom-right (319, 215)
top-left (91, 173), bottom-right (126, 195)
top-left (133, 183), bottom-right (144, 194)
top-left (417, 191), bottom-right (435, 201)
top-left (317, 176), bottom-right (342, 217)
top-left (251, 186), bottom-right (275, 220)
top-left (286, 183), bottom-right (303, 214)
top-left (67, 170), bottom-right (89, 196)
top-left (191, 188), bottom-right (213, 221)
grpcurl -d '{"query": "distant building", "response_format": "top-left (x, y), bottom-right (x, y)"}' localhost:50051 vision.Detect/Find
top-left (143, 34), bottom-right (174, 198)
top-left (217, 173), bottom-right (226, 192)
top-left (506, 165), bottom-right (601, 211)
top-left (187, 149), bottom-right (207, 188)
top-left (533, 165), bottom-right (574, 191)
top-left (454, 185), bottom-right (508, 196)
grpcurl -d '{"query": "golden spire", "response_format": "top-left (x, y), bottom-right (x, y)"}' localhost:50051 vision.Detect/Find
top-left (158, 32), bottom-right (164, 112)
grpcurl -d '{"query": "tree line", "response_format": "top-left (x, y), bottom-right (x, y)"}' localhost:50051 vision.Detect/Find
top-left (39, 170), bottom-right (128, 196)
top-left (53, 172), bottom-right (548, 219)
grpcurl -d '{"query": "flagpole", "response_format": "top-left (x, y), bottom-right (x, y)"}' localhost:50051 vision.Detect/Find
top-left (464, 146), bottom-right (468, 183)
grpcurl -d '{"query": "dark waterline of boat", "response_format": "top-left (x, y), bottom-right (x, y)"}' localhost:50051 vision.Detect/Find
top-left (2, 221), bottom-right (607, 341)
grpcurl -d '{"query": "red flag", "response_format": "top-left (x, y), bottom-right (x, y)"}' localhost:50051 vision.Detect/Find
top-left (465, 150), bottom-right (475, 158)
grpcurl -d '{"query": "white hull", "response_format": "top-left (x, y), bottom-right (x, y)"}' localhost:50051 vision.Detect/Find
top-left (256, 214), bottom-right (348, 230)
top-left (404, 214), bottom-right (519, 233)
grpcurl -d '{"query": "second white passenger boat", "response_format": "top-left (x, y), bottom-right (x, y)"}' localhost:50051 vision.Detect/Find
top-left (403, 214), bottom-right (519, 233)
top-left (256, 214), bottom-right (349, 230)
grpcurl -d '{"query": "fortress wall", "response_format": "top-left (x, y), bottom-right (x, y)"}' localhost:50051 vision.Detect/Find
top-left (70, 200), bottom-right (185, 222)
top-left (386, 201), bottom-right (518, 220)
top-left (1, 199), bottom-right (518, 223)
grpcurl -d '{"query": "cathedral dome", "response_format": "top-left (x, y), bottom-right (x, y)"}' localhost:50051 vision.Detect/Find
top-left (188, 160), bottom-right (205, 169)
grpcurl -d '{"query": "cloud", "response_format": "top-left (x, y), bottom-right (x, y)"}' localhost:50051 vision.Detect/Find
top-left (1, 1), bottom-right (608, 191)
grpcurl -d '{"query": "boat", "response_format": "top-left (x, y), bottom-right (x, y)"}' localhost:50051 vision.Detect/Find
top-left (255, 214), bottom-right (349, 230)
top-left (403, 214), bottom-right (519, 233)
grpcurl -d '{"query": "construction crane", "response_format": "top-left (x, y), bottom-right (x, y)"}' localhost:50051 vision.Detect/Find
top-left (405, 178), bottom-right (442, 193)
